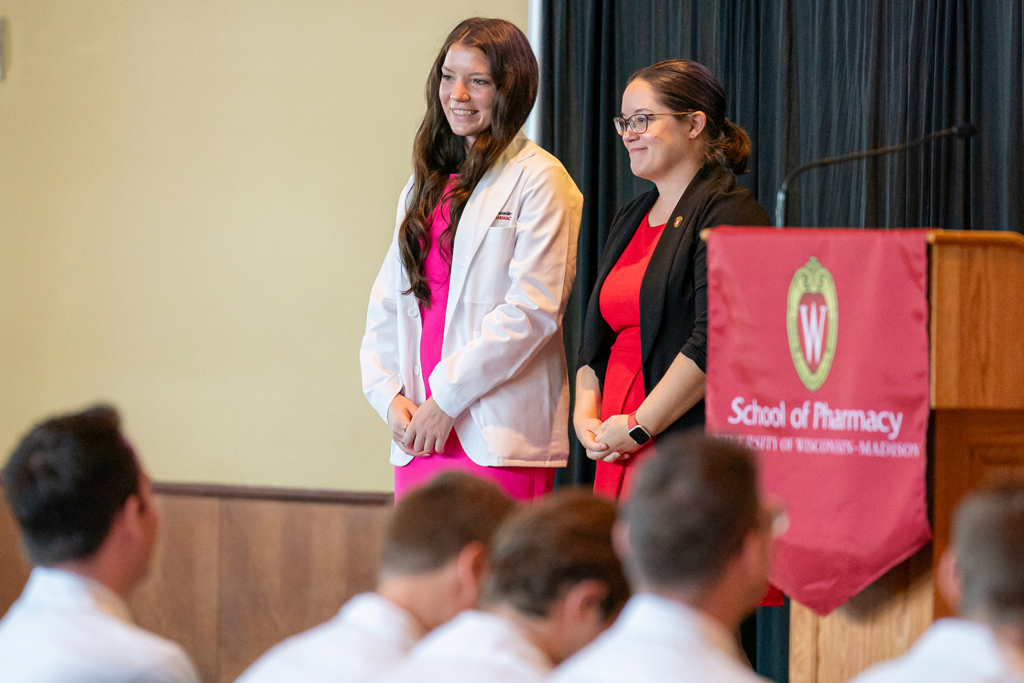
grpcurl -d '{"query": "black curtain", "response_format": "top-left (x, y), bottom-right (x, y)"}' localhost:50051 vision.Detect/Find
top-left (541, 0), bottom-right (1023, 680)
top-left (543, 0), bottom-right (1024, 539)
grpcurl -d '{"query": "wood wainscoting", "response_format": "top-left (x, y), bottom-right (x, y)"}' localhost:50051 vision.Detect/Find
top-left (0, 483), bottom-right (393, 683)
top-left (0, 488), bottom-right (32, 616)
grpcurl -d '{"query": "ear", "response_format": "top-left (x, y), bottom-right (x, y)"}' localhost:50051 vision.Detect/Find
top-left (737, 528), bottom-right (772, 595)
top-left (560, 580), bottom-right (611, 622)
top-left (688, 111), bottom-right (707, 138)
top-left (119, 494), bottom-right (145, 540)
top-left (612, 521), bottom-right (633, 563)
top-left (455, 541), bottom-right (487, 592)
top-left (937, 549), bottom-right (963, 614)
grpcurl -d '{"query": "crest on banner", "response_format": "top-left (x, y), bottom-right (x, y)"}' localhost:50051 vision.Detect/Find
top-left (786, 257), bottom-right (838, 392)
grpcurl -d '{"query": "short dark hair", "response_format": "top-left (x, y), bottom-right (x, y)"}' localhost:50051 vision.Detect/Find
top-left (2, 405), bottom-right (140, 565)
top-left (626, 432), bottom-right (761, 590)
top-left (380, 472), bottom-right (516, 576)
top-left (953, 481), bottom-right (1024, 624)
top-left (484, 489), bottom-right (630, 620)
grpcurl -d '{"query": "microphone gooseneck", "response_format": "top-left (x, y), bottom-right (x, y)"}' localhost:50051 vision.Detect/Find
top-left (774, 123), bottom-right (977, 228)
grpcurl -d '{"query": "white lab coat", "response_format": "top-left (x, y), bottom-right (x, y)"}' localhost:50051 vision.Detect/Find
top-left (378, 609), bottom-right (553, 683)
top-left (234, 593), bottom-right (423, 683)
top-left (360, 132), bottom-right (583, 467)
top-left (0, 567), bottom-right (199, 683)
top-left (850, 618), bottom-right (1024, 683)
top-left (549, 594), bottom-right (765, 683)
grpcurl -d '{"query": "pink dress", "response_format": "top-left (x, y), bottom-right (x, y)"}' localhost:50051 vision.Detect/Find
top-left (393, 187), bottom-right (556, 502)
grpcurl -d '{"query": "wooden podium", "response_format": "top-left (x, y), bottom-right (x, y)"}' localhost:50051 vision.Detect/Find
top-left (790, 230), bottom-right (1024, 683)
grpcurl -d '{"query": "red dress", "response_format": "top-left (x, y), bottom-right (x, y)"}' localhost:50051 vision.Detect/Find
top-left (590, 210), bottom-right (786, 607)
top-left (592, 211), bottom-right (665, 500)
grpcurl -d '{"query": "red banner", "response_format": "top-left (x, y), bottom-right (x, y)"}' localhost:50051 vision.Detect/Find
top-left (705, 228), bottom-right (931, 615)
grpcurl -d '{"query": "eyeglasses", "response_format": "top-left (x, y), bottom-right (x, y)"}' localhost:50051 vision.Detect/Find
top-left (613, 111), bottom-right (695, 135)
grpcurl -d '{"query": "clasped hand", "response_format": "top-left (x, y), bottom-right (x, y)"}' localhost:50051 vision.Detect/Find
top-left (577, 414), bottom-right (642, 463)
top-left (387, 395), bottom-right (454, 457)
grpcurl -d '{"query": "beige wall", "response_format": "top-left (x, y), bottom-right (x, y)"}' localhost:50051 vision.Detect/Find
top-left (0, 0), bottom-right (528, 492)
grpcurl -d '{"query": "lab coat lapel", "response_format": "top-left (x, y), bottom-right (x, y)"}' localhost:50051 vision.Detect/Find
top-left (443, 137), bottom-right (529, 339)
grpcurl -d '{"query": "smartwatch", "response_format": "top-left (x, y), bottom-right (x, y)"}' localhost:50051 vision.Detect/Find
top-left (627, 412), bottom-right (652, 446)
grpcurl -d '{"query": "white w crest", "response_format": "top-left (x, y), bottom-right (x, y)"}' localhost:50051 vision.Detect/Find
top-left (799, 304), bottom-right (827, 365)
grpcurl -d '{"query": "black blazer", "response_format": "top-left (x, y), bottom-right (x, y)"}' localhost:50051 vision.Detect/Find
top-left (578, 162), bottom-right (770, 435)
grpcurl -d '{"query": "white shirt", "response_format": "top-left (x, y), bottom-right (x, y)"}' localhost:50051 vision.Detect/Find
top-left (379, 610), bottom-right (554, 683)
top-left (549, 594), bottom-right (764, 683)
top-left (234, 593), bottom-right (423, 683)
top-left (0, 567), bottom-right (199, 683)
top-left (850, 618), bottom-right (1024, 683)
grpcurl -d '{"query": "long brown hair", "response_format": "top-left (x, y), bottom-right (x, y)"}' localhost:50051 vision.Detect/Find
top-left (629, 60), bottom-right (751, 175)
top-left (399, 18), bottom-right (538, 307)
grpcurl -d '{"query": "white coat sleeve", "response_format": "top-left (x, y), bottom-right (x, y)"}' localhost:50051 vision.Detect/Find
top-left (428, 162), bottom-right (583, 418)
top-left (360, 180), bottom-right (413, 423)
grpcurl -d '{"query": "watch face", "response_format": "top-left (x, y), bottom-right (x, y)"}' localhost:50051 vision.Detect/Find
top-left (628, 425), bottom-right (651, 445)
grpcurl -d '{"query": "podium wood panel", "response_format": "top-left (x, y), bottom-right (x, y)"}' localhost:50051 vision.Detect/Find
top-left (929, 230), bottom-right (1024, 618)
top-left (931, 408), bottom-right (1024, 618)
top-left (929, 231), bottom-right (1024, 409)
top-left (789, 547), bottom-right (933, 683)
top-left (792, 231), bottom-right (1024, 681)
top-left (0, 489), bottom-right (31, 613)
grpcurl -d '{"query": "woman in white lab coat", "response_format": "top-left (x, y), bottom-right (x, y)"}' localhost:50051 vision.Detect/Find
top-left (360, 17), bottom-right (582, 500)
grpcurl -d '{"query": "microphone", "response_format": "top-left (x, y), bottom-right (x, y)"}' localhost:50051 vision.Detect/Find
top-left (774, 122), bottom-right (977, 227)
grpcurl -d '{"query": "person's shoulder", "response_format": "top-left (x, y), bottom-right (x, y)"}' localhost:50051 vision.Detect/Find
top-left (620, 188), bottom-right (659, 215)
top-left (396, 611), bottom-right (523, 666)
top-left (515, 139), bottom-right (562, 169)
top-left (600, 189), bottom-right (657, 237)
top-left (699, 167), bottom-right (770, 228)
top-left (396, 174), bottom-right (416, 214)
top-left (844, 630), bottom-right (973, 683)
top-left (410, 609), bottom-right (484, 651)
top-left (846, 658), bottom-right (917, 683)
top-left (236, 619), bottom-right (346, 683)
top-left (239, 607), bottom-right (414, 683)
top-left (552, 614), bottom-right (768, 683)
top-left (115, 622), bottom-right (200, 683)
top-left (513, 140), bottom-right (581, 194)
top-left (548, 626), bottom-right (629, 683)
top-left (86, 620), bottom-right (199, 683)
top-left (0, 598), bottom-right (197, 682)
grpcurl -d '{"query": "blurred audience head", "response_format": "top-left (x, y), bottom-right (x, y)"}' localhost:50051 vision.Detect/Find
top-left (622, 432), bottom-right (772, 629)
top-left (940, 481), bottom-right (1024, 627)
top-left (2, 405), bottom-right (158, 595)
top-left (378, 471), bottom-right (516, 630)
top-left (482, 489), bottom-right (629, 664)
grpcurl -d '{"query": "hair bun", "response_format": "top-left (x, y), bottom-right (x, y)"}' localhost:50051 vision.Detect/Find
top-left (721, 118), bottom-right (751, 175)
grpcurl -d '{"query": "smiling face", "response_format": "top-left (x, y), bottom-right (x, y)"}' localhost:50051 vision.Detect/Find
top-left (439, 43), bottom-right (497, 147)
top-left (619, 78), bottom-right (705, 182)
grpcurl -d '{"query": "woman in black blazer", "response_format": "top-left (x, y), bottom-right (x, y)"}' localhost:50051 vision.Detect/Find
top-left (575, 60), bottom-right (770, 498)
